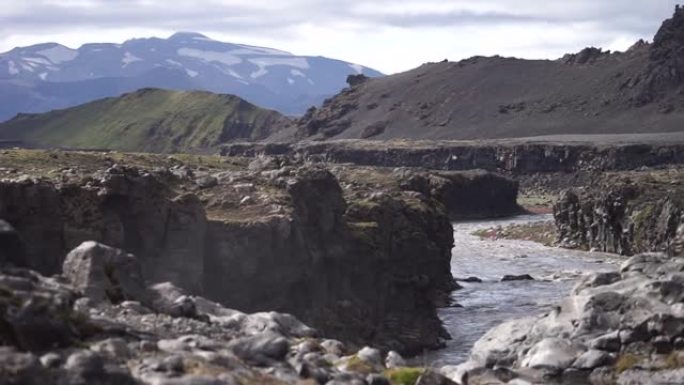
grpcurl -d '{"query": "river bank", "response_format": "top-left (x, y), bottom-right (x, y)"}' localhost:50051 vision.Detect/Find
top-left (424, 215), bottom-right (621, 368)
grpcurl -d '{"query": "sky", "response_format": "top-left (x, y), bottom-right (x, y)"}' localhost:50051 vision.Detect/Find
top-left (0, 0), bottom-right (680, 74)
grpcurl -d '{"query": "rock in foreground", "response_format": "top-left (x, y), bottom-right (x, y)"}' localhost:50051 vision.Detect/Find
top-left (0, 240), bottom-right (456, 385)
top-left (449, 253), bottom-right (684, 385)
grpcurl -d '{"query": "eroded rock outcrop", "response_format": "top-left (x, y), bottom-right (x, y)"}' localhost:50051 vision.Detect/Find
top-left (223, 140), bottom-right (684, 175)
top-left (0, 151), bottom-right (458, 354)
top-left (554, 177), bottom-right (684, 255)
top-left (398, 169), bottom-right (521, 219)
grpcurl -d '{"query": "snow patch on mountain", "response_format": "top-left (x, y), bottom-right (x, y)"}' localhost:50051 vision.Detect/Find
top-left (227, 68), bottom-right (242, 79)
top-left (185, 69), bottom-right (199, 78)
top-left (250, 66), bottom-right (269, 79)
top-left (165, 59), bottom-right (182, 67)
top-left (249, 57), bottom-right (310, 69)
top-left (349, 63), bottom-right (364, 74)
top-left (290, 69), bottom-right (306, 77)
top-left (7, 61), bottom-right (19, 75)
top-left (24, 57), bottom-right (52, 67)
top-left (37, 45), bottom-right (78, 64)
top-left (122, 52), bottom-right (143, 67)
top-left (178, 48), bottom-right (242, 66)
top-left (229, 46), bottom-right (291, 56)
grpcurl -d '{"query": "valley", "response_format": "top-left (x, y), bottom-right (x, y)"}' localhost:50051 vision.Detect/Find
top-left (1, 4), bottom-right (684, 385)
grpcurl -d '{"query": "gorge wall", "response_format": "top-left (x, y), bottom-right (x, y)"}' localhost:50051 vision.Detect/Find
top-left (222, 139), bottom-right (684, 175)
top-left (0, 152), bottom-right (522, 354)
top-left (554, 174), bottom-right (684, 256)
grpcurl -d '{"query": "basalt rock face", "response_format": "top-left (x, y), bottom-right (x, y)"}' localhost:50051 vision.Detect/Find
top-left (398, 170), bottom-right (521, 219)
top-left (222, 139), bottom-right (684, 175)
top-left (0, 155), bottom-right (455, 354)
top-left (640, 5), bottom-right (684, 104)
top-left (205, 167), bottom-right (456, 353)
top-left (554, 178), bottom-right (684, 256)
top-left (0, 168), bottom-right (207, 292)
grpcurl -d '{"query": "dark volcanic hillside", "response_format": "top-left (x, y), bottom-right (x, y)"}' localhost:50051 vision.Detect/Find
top-left (0, 88), bottom-right (292, 153)
top-left (291, 7), bottom-right (684, 141)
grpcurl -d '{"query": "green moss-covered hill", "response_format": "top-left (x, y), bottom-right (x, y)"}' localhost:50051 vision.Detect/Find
top-left (0, 88), bottom-right (292, 153)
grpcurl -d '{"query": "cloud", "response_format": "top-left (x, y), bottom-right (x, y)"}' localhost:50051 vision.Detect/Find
top-left (0, 0), bottom-right (679, 73)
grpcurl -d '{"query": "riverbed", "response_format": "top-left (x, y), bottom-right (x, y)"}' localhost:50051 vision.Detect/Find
top-left (420, 214), bottom-right (622, 367)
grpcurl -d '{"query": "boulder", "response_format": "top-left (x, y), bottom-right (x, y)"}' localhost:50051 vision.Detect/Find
top-left (521, 338), bottom-right (582, 371)
top-left (572, 349), bottom-right (614, 369)
top-left (0, 268), bottom-right (80, 351)
top-left (62, 241), bottom-right (148, 305)
top-left (385, 350), bottom-right (406, 368)
top-left (227, 333), bottom-right (290, 366)
top-left (501, 274), bottom-right (535, 282)
top-left (0, 347), bottom-right (49, 385)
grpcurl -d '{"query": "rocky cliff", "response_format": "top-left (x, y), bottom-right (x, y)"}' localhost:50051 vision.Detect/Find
top-left (554, 172), bottom-right (684, 256)
top-left (0, 149), bottom-right (481, 354)
top-left (0, 231), bottom-right (457, 385)
top-left (222, 137), bottom-right (684, 175)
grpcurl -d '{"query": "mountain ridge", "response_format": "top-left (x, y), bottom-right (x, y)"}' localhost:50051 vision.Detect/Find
top-left (0, 88), bottom-right (292, 153)
top-left (290, 7), bottom-right (684, 142)
top-left (0, 32), bottom-right (382, 121)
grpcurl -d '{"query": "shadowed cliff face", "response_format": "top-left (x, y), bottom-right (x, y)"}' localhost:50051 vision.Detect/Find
top-left (0, 151), bottom-right (516, 354)
top-left (554, 173), bottom-right (684, 256)
top-left (222, 139), bottom-right (684, 175)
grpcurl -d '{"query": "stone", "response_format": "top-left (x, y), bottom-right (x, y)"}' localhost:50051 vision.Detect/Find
top-left (321, 339), bottom-right (345, 356)
top-left (228, 333), bottom-right (290, 366)
top-left (653, 335), bottom-right (673, 354)
top-left (149, 282), bottom-right (205, 319)
top-left (416, 369), bottom-right (457, 385)
top-left (357, 346), bottom-right (383, 369)
top-left (0, 269), bottom-right (80, 351)
top-left (327, 372), bottom-right (367, 385)
top-left (458, 276), bottom-right (483, 283)
top-left (522, 338), bottom-right (581, 370)
top-left (39, 352), bottom-right (62, 368)
top-left (64, 350), bottom-right (105, 375)
top-left (572, 349), bottom-right (614, 369)
top-left (501, 274), bottom-right (535, 282)
top-left (90, 338), bottom-right (131, 359)
top-left (195, 176), bottom-right (218, 189)
top-left (367, 374), bottom-right (391, 385)
top-left (241, 312), bottom-right (317, 338)
top-left (385, 350), bottom-right (406, 368)
top-left (0, 348), bottom-right (49, 385)
top-left (62, 241), bottom-right (148, 304)
top-left (589, 330), bottom-right (621, 352)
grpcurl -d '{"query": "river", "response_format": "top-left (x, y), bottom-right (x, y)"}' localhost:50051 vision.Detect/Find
top-left (419, 214), bottom-right (622, 367)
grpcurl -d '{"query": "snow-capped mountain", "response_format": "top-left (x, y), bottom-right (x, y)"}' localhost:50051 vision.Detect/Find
top-left (0, 32), bottom-right (382, 121)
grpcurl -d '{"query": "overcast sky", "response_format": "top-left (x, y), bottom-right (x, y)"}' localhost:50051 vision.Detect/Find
top-left (0, 0), bottom-right (680, 74)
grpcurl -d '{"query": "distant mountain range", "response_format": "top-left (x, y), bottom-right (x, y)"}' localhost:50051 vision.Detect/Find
top-left (3, 8), bottom-right (683, 151)
top-left (0, 32), bottom-right (382, 121)
top-left (0, 88), bottom-right (291, 153)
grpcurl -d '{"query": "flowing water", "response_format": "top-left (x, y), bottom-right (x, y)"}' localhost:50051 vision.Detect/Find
top-left (419, 214), bottom-right (622, 367)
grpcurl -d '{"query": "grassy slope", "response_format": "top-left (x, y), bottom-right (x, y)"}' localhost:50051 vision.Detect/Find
top-left (0, 88), bottom-right (291, 153)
